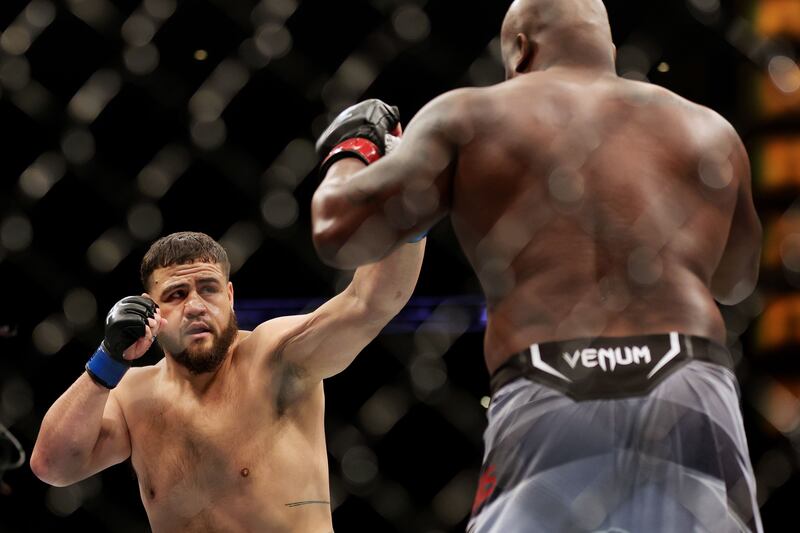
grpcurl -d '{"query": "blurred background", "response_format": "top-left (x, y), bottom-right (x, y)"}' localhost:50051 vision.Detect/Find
top-left (0, 0), bottom-right (798, 531)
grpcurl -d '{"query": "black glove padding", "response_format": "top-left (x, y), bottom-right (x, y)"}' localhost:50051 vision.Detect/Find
top-left (316, 99), bottom-right (400, 174)
top-left (102, 296), bottom-right (157, 361)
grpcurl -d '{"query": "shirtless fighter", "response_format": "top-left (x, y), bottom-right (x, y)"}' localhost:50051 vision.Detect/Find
top-left (31, 230), bottom-right (424, 531)
top-left (311, 0), bottom-right (762, 530)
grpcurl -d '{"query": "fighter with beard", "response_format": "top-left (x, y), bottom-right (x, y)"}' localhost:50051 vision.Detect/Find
top-left (31, 231), bottom-right (425, 532)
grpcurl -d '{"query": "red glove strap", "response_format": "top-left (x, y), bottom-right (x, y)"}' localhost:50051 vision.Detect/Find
top-left (322, 138), bottom-right (382, 169)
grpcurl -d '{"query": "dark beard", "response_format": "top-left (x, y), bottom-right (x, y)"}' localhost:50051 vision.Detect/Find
top-left (172, 313), bottom-right (238, 375)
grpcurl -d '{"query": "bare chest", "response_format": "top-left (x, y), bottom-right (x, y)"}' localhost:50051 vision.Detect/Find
top-left (118, 367), bottom-right (329, 530)
top-left (125, 391), bottom-right (270, 513)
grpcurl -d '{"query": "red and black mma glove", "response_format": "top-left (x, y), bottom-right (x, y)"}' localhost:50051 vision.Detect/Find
top-left (85, 296), bottom-right (157, 389)
top-left (315, 98), bottom-right (402, 177)
top-left (316, 99), bottom-right (427, 243)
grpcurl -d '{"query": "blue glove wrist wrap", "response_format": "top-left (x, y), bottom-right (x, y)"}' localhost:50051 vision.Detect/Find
top-left (85, 344), bottom-right (129, 389)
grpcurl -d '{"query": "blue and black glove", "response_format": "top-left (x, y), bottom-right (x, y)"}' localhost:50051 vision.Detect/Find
top-left (85, 296), bottom-right (157, 389)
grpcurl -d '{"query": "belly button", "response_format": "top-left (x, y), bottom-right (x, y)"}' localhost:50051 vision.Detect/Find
top-left (240, 468), bottom-right (249, 478)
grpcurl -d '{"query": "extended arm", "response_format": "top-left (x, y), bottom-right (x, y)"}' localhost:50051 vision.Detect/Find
top-left (311, 92), bottom-right (467, 269)
top-left (250, 227), bottom-right (425, 389)
top-left (278, 233), bottom-right (424, 382)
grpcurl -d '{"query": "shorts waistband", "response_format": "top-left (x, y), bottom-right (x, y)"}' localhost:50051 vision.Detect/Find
top-left (489, 332), bottom-right (733, 400)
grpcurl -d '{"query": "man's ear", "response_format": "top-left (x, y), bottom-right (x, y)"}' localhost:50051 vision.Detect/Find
top-left (228, 281), bottom-right (234, 310)
top-left (514, 33), bottom-right (535, 74)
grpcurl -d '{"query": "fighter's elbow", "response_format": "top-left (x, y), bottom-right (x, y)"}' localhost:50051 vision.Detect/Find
top-left (32, 439), bottom-right (93, 487)
top-left (29, 447), bottom-right (48, 480)
top-left (311, 194), bottom-right (349, 267)
top-left (712, 244), bottom-right (761, 306)
top-left (713, 277), bottom-right (757, 306)
top-left (29, 447), bottom-right (69, 486)
top-left (312, 204), bottom-right (383, 270)
top-left (313, 237), bottom-right (348, 269)
top-left (311, 223), bottom-right (354, 269)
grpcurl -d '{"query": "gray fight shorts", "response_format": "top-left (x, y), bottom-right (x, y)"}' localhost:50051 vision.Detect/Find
top-left (468, 333), bottom-right (762, 533)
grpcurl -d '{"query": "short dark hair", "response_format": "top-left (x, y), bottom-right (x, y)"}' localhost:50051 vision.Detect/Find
top-left (140, 231), bottom-right (230, 289)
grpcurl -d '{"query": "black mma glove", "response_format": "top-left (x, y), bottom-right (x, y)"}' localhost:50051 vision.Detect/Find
top-left (316, 99), bottom-right (401, 176)
top-left (85, 296), bottom-right (157, 389)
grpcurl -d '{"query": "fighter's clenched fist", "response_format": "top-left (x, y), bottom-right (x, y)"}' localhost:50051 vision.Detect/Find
top-left (85, 295), bottom-right (165, 388)
top-left (316, 98), bottom-right (402, 176)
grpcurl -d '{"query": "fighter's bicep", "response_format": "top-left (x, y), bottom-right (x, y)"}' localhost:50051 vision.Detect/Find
top-left (84, 392), bottom-right (131, 476)
top-left (263, 294), bottom-right (378, 381)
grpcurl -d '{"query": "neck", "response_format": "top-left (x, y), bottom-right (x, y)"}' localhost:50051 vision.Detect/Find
top-left (164, 350), bottom-right (232, 396)
top-left (532, 27), bottom-right (616, 73)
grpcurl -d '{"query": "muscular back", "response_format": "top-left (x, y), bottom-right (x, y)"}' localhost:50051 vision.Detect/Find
top-left (449, 71), bottom-right (753, 372)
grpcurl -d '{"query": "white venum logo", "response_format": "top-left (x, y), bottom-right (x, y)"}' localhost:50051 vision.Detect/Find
top-left (562, 346), bottom-right (652, 372)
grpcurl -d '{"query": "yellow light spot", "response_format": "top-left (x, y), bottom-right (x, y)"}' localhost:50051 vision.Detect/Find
top-left (657, 62), bottom-right (670, 73)
top-left (480, 396), bottom-right (490, 409)
top-left (194, 49), bottom-right (208, 61)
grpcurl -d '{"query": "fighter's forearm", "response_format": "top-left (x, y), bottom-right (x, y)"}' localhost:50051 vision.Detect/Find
top-left (316, 158), bottom-right (426, 314)
top-left (349, 237), bottom-right (426, 319)
top-left (312, 159), bottom-right (410, 269)
top-left (30, 373), bottom-right (110, 485)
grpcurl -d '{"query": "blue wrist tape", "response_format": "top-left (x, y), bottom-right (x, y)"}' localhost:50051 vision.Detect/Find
top-left (407, 231), bottom-right (428, 243)
top-left (85, 344), bottom-right (129, 389)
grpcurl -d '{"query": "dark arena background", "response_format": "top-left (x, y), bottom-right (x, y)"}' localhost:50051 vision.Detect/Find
top-left (0, 0), bottom-right (798, 531)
